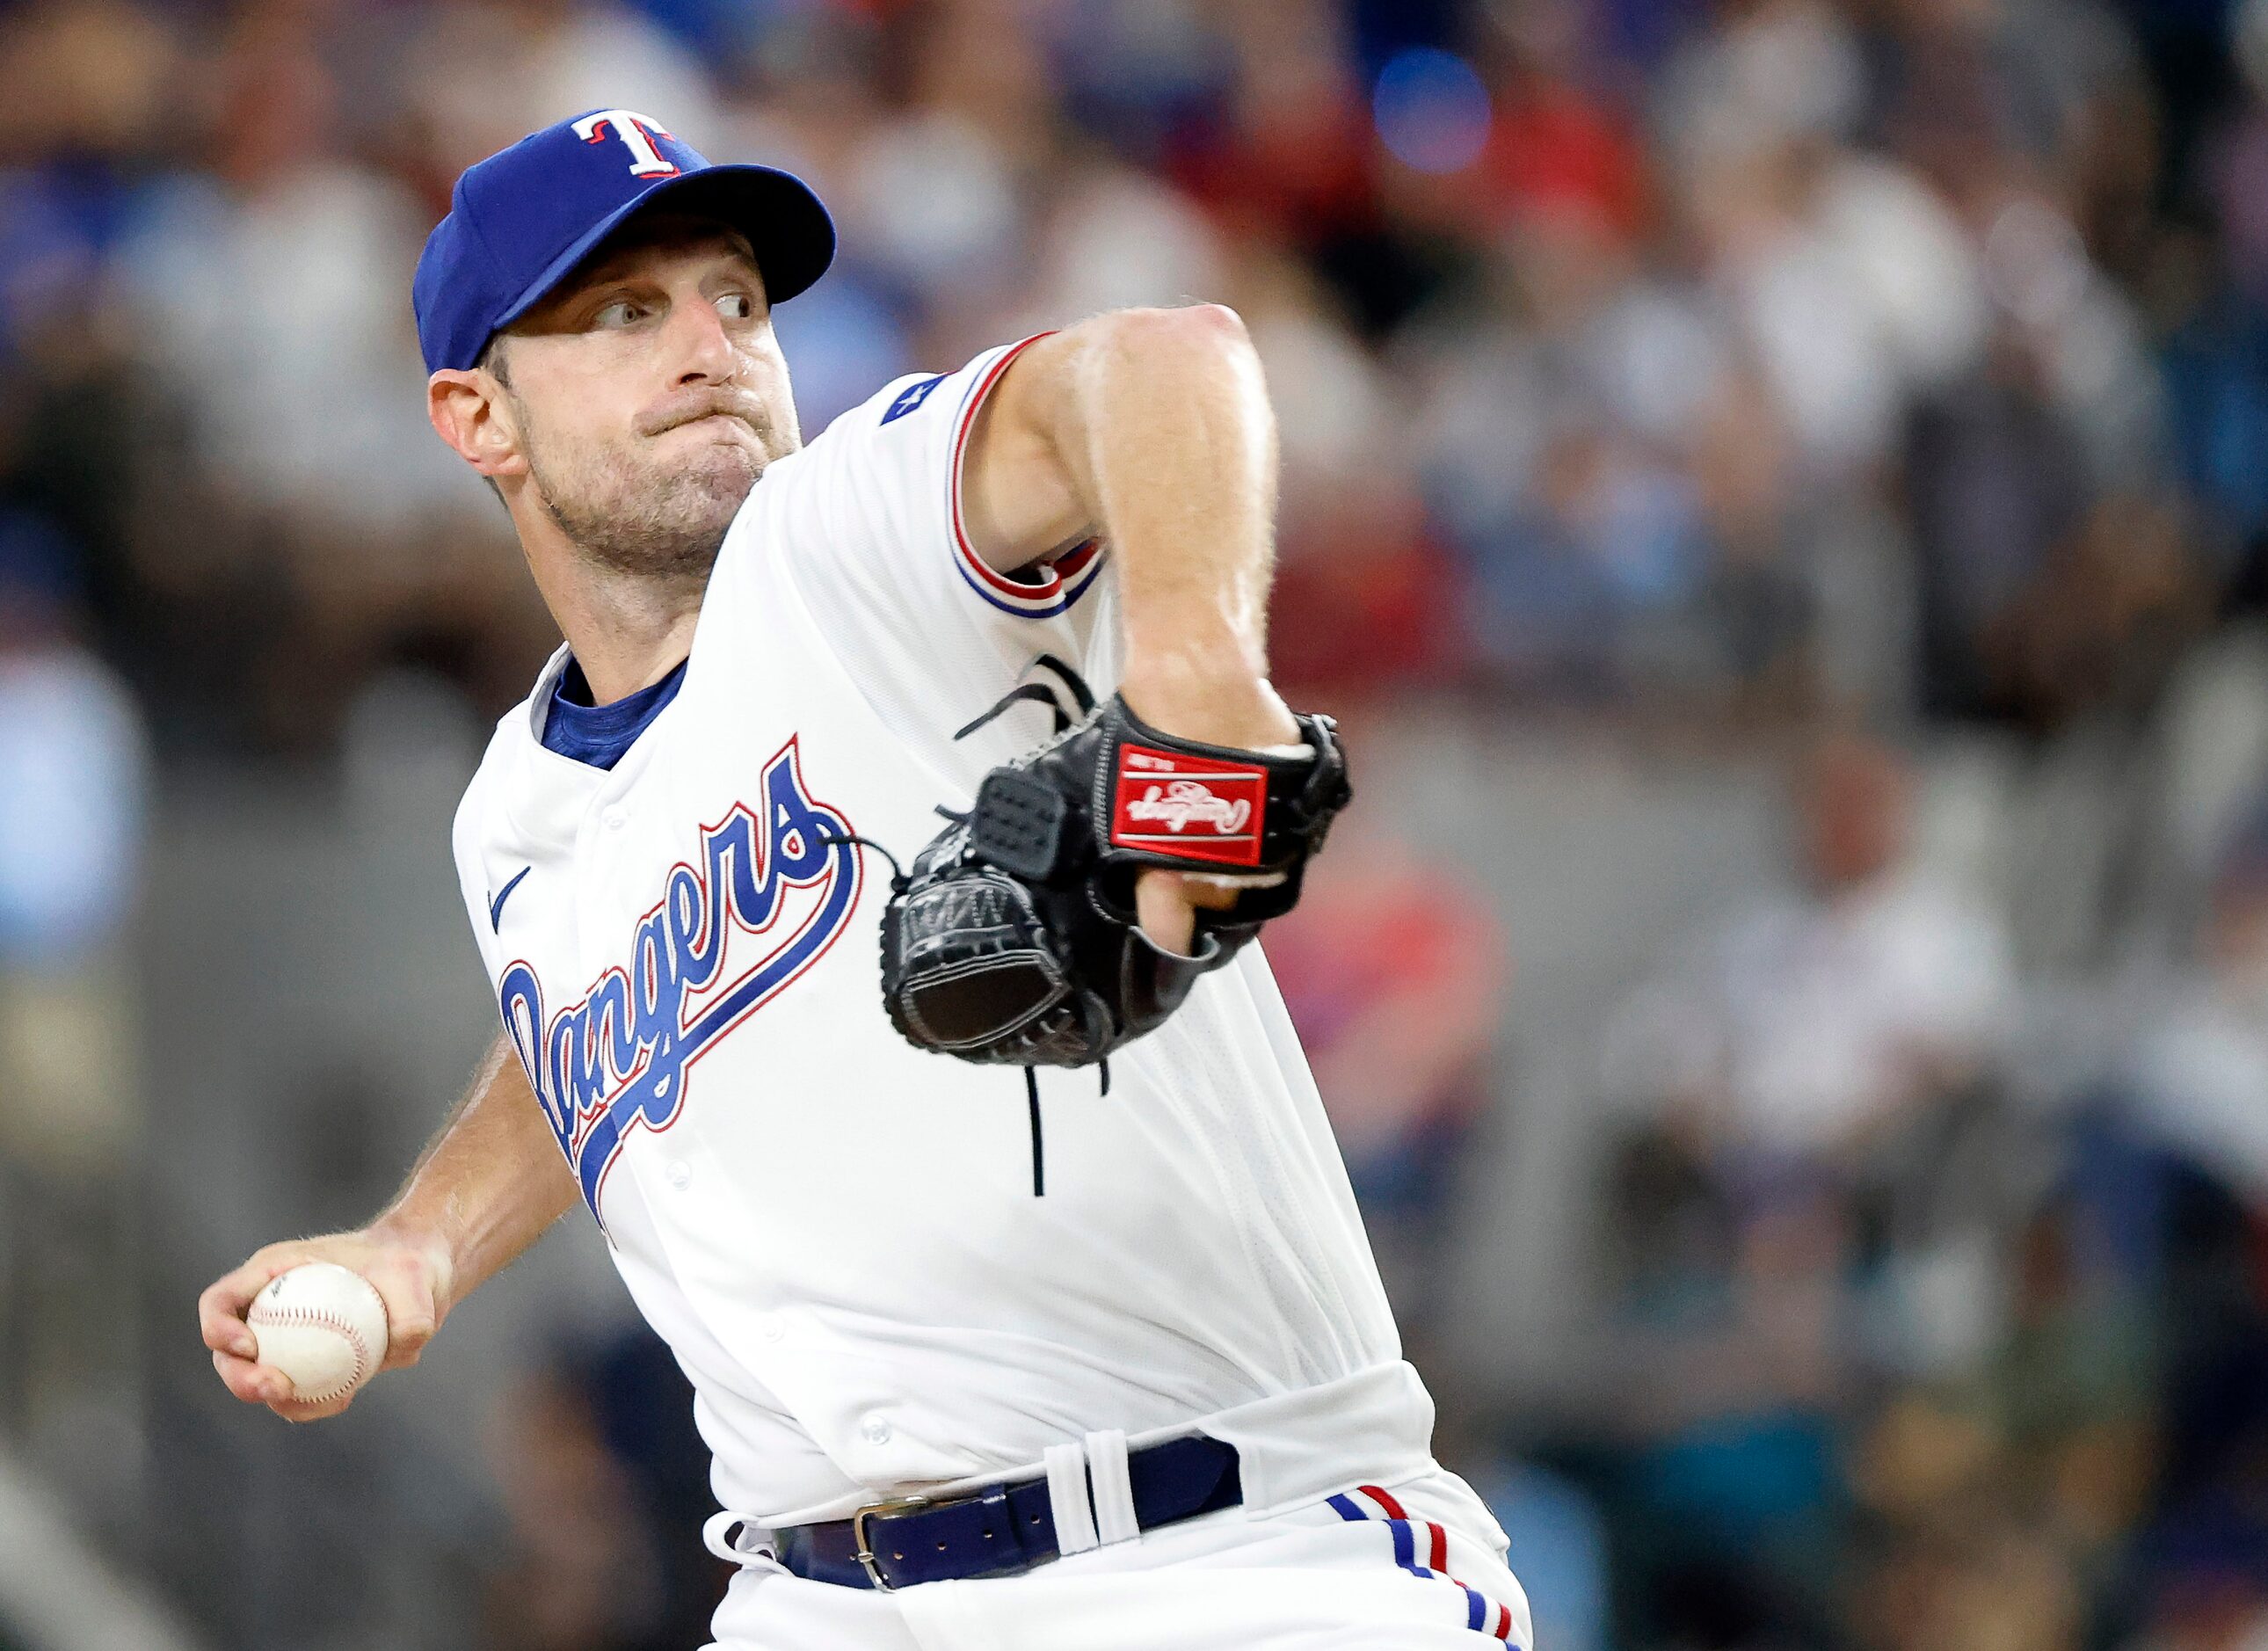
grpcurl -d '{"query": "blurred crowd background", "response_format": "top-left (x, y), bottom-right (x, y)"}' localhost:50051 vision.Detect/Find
top-left (9, 0), bottom-right (2268, 1647)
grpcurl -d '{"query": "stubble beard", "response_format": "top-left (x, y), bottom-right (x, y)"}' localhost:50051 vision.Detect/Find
top-left (522, 414), bottom-right (768, 585)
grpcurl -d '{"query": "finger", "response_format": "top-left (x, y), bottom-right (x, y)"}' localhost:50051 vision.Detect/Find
top-left (199, 1258), bottom-right (293, 1357)
top-left (379, 1327), bottom-right (431, 1371)
top-left (1179, 874), bottom-right (1246, 911)
top-left (212, 1348), bottom-right (294, 1407)
top-left (199, 1290), bottom-right (258, 1359)
top-left (1135, 871), bottom-right (1197, 956)
top-left (362, 1262), bottom-right (438, 1369)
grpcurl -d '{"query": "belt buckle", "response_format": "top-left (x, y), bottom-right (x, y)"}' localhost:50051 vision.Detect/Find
top-left (850, 1495), bottom-right (931, 1592)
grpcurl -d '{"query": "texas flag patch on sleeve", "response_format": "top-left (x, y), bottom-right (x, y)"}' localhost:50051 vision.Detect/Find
top-left (880, 374), bottom-right (946, 425)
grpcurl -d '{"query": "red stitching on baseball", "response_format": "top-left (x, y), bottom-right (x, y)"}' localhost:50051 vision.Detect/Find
top-left (251, 1303), bottom-right (378, 1396)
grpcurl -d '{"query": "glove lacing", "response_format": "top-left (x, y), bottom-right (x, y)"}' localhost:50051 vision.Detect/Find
top-left (825, 654), bottom-right (1112, 1196)
top-left (952, 654), bottom-right (1112, 1188)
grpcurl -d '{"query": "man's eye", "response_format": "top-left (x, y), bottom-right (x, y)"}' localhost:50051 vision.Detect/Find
top-left (716, 292), bottom-right (754, 321)
top-left (592, 300), bottom-right (643, 329)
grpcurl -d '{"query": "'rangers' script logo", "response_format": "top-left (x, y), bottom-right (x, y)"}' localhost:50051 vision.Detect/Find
top-left (497, 738), bottom-right (861, 1214)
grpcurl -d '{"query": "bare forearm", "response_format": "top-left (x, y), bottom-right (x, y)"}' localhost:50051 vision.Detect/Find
top-left (960, 305), bottom-right (1311, 949)
top-left (1065, 305), bottom-right (1281, 695)
top-left (200, 1031), bottom-right (573, 1419)
top-left (373, 1032), bottom-right (576, 1299)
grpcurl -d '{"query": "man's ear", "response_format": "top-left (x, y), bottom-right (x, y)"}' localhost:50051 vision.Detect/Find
top-left (427, 367), bottom-right (528, 479)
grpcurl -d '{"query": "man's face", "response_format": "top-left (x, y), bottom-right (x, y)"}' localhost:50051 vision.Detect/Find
top-left (487, 215), bottom-right (800, 580)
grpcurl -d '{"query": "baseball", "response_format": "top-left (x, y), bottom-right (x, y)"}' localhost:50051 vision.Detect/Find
top-left (246, 1262), bottom-right (389, 1404)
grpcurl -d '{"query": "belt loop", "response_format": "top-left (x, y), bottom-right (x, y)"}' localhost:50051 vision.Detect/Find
top-left (702, 1510), bottom-right (771, 1566)
top-left (1043, 1441), bottom-right (1099, 1555)
top-left (1083, 1429), bottom-right (1138, 1546)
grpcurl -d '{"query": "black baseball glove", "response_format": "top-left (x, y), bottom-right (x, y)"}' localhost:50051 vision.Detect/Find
top-left (870, 665), bottom-right (1351, 1068)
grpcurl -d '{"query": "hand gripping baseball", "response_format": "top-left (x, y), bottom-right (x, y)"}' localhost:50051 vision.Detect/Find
top-left (873, 683), bottom-right (1351, 1067)
top-left (199, 1225), bottom-right (453, 1422)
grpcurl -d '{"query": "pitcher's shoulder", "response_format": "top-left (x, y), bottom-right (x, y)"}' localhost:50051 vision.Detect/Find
top-left (450, 717), bottom-right (518, 855)
top-left (449, 657), bottom-right (561, 851)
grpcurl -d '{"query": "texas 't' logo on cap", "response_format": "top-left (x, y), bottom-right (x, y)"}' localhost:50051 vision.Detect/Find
top-left (572, 109), bottom-right (679, 178)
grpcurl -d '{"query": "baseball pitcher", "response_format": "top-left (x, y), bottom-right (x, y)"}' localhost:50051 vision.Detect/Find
top-left (197, 110), bottom-right (1531, 1650)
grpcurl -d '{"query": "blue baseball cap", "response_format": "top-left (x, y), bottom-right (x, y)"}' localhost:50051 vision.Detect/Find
top-left (413, 108), bottom-right (835, 375)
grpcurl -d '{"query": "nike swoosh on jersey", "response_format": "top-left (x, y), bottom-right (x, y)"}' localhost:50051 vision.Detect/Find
top-left (489, 866), bottom-right (532, 931)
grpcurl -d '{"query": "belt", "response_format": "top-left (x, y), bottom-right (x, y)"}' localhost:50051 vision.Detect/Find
top-left (770, 1435), bottom-right (1241, 1590)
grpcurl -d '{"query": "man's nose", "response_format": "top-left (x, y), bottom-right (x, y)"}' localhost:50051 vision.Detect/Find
top-left (667, 297), bottom-right (738, 384)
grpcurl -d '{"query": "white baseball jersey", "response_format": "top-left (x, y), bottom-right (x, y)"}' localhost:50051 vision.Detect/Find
top-left (449, 337), bottom-right (1490, 1553)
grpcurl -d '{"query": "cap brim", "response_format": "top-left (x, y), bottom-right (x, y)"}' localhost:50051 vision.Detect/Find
top-left (492, 164), bottom-right (835, 338)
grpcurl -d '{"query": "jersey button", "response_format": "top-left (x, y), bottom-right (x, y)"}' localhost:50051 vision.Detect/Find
top-left (603, 809), bottom-right (627, 831)
top-left (861, 1415), bottom-right (892, 1446)
top-left (665, 1158), bottom-right (692, 1189)
top-left (757, 1314), bottom-right (786, 1344)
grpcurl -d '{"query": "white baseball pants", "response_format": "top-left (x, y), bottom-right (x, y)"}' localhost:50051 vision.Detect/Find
top-left (704, 1469), bottom-right (1534, 1651)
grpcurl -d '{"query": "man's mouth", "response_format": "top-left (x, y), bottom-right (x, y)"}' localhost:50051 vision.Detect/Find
top-left (638, 397), bottom-right (764, 440)
top-left (672, 412), bottom-right (749, 434)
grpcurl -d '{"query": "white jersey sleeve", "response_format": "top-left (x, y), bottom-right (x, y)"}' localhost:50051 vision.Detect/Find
top-left (738, 335), bottom-right (1121, 769)
top-left (447, 706), bottom-right (542, 993)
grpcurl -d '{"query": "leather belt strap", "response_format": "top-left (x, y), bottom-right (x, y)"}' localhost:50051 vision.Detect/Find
top-left (770, 1435), bottom-right (1240, 1590)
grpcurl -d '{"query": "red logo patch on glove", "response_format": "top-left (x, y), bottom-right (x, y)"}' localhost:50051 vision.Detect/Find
top-left (1109, 745), bottom-right (1268, 867)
